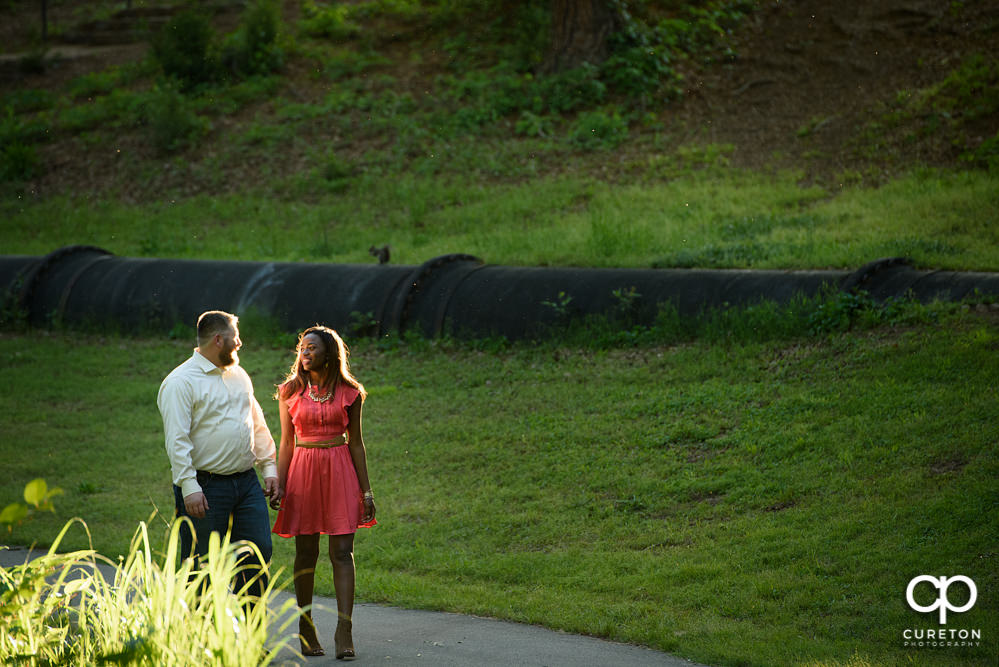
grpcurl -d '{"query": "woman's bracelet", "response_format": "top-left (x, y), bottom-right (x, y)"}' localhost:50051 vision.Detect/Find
top-left (363, 490), bottom-right (374, 500)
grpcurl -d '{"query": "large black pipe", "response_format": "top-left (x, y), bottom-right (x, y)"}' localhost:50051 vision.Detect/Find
top-left (2, 247), bottom-right (998, 339)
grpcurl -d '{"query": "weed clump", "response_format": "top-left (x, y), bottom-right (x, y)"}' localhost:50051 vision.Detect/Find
top-left (568, 109), bottom-right (629, 150)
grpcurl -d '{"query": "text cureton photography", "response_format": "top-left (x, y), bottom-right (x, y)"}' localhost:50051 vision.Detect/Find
top-left (903, 575), bottom-right (983, 649)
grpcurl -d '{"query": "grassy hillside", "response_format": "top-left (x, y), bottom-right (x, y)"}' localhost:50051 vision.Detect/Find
top-left (1, 0), bottom-right (997, 272)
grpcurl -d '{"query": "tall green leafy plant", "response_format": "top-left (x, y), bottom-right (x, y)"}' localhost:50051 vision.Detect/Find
top-left (0, 518), bottom-right (298, 665)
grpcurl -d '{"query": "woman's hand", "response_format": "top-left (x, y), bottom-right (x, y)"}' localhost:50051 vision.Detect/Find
top-left (362, 497), bottom-right (376, 523)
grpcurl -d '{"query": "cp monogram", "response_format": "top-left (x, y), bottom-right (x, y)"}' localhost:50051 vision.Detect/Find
top-left (906, 575), bottom-right (977, 624)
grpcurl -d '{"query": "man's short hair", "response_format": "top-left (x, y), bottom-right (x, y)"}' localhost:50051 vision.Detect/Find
top-left (197, 310), bottom-right (238, 346)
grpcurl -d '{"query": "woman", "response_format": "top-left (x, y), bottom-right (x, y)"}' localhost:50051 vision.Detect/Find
top-left (271, 326), bottom-right (376, 659)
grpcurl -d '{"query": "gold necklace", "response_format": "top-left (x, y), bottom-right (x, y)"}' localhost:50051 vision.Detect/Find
top-left (307, 381), bottom-right (333, 403)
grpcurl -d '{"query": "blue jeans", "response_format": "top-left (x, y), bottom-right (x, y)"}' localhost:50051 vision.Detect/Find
top-left (173, 469), bottom-right (273, 600)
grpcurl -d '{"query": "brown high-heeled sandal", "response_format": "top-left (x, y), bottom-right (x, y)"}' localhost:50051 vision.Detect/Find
top-left (334, 620), bottom-right (355, 660)
top-left (299, 614), bottom-right (325, 657)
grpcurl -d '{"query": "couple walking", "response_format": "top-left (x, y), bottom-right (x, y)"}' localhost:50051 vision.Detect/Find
top-left (157, 310), bottom-right (375, 658)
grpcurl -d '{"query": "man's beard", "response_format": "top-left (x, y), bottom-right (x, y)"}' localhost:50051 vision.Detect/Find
top-left (219, 346), bottom-right (239, 368)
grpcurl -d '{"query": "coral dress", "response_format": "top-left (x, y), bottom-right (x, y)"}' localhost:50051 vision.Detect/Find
top-left (272, 381), bottom-right (376, 537)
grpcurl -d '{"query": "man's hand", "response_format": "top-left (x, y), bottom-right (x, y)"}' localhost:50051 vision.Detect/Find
top-left (184, 491), bottom-right (209, 519)
top-left (263, 477), bottom-right (282, 510)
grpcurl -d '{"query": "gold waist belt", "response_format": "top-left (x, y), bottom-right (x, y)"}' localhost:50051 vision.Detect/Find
top-left (296, 434), bottom-right (347, 448)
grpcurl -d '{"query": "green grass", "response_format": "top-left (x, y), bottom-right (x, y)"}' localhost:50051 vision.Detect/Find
top-left (2, 169), bottom-right (998, 271)
top-left (2, 314), bottom-right (997, 666)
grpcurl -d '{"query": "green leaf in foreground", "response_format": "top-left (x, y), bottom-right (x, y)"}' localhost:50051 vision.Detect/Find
top-left (23, 477), bottom-right (62, 510)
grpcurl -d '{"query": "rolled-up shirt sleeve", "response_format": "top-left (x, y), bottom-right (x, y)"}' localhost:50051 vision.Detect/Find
top-left (251, 395), bottom-right (277, 479)
top-left (157, 377), bottom-right (202, 498)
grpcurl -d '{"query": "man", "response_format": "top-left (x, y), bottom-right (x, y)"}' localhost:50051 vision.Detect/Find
top-left (157, 310), bottom-right (279, 601)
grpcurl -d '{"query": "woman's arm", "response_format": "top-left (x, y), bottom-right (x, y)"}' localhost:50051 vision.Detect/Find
top-left (272, 396), bottom-right (296, 509)
top-left (346, 398), bottom-right (376, 522)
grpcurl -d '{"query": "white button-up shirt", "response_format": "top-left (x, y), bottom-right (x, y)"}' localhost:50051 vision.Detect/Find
top-left (158, 350), bottom-right (277, 498)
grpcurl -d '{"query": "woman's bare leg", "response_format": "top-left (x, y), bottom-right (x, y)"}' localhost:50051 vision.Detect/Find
top-left (295, 534), bottom-right (323, 655)
top-left (330, 533), bottom-right (356, 658)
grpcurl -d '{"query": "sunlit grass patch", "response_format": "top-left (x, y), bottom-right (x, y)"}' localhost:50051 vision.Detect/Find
top-left (4, 168), bottom-right (996, 270)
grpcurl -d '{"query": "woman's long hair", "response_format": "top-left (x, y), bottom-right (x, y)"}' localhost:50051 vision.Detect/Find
top-left (276, 326), bottom-right (366, 402)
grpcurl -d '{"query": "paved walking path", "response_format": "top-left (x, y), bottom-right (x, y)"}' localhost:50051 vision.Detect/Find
top-left (1, 545), bottom-right (708, 666)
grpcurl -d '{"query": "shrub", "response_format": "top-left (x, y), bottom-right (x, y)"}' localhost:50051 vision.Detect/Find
top-left (650, 1), bottom-right (753, 57)
top-left (567, 109), bottom-right (629, 150)
top-left (930, 53), bottom-right (999, 122)
top-left (0, 105), bottom-right (49, 145)
top-left (967, 131), bottom-right (999, 171)
top-left (2, 88), bottom-right (56, 113)
top-left (151, 10), bottom-right (220, 90)
top-left (438, 63), bottom-right (607, 124)
top-left (804, 289), bottom-right (916, 334)
top-left (349, 0), bottom-right (423, 22)
top-left (515, 110), bottom-right (554, 137)
top-left (300, 0), bottom-right (361, 41)
top-left (0, 107), bottom-right (45, 181)
top-left (601, 44), bottom-right (679, 100)
top-left (144, 84), bottom-right (209, 154)
top-left (0, 142), bottom-right (39, 182)
top-left (222, 0), bottom-right (285, 77)
top-left (435, 0), bottom-right (549, 71)
top-left (603, 1), bottom-right (682, 101)
top-left (70, 69), bottom-right (124, 99)
top-left (538, 63), bottom-right (606, 114)
top-left (440, 69), bottom-right (521, 113)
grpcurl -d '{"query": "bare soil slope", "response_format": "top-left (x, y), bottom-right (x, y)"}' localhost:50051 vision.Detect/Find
top-left (673, 0), bottom-right (998, 177)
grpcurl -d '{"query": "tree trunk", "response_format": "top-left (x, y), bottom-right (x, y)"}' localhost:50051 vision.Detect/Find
top-left (541, 0), bottom-right (617, 74)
